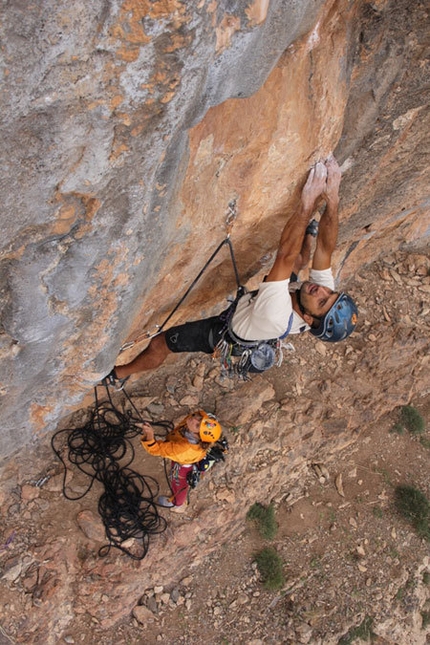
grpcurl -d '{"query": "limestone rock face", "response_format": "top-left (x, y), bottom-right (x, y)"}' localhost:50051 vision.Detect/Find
top-left (0, 0), bottom-right (429, 457)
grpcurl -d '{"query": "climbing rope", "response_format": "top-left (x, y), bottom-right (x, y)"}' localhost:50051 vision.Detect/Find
top-left (119, 203), bottom-right (241, 353)
top-left (51, 385), bottom-right (173, 560)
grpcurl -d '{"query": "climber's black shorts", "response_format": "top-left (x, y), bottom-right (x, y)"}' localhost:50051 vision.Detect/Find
top-left (164, 315), bottom-right (226, 354)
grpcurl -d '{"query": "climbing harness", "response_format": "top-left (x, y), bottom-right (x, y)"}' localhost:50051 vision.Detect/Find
top-left (213, 289), bottom-right (294, 380)
top-left (51, 384), bottom-right (173, 560)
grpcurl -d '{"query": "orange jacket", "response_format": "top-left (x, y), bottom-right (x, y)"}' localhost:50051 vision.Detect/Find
top-left (141, 426), bottom-right (208, 464)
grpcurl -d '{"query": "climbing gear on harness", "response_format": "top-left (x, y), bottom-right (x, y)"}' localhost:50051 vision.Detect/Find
top-left (199, 410), bottom-right (222, 442)
top-left (215, 334), bottom-right (281, 380)
top-left (249, 343), bottom-right (277, 371)
top-left (309, 292), bottom-right (358, 342)
top-left (197, 437), bottom-right (229, 472)
top-left (119, 233), bottom-right (242, 354)
top-left (306, 218), bottom-right (319, 237)
top-left (186, 435), bottom-right (229, 488)
top-left (214, 292), bottom-right (294, 379)
top-left (102, 368), bottom-right (129, 391)
top-left (186, 468), bottom-right (201, 489)
top-left (235, 340), bottom-right (279, 377)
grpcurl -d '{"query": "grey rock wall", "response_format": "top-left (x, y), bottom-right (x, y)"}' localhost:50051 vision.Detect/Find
top-left (0, 0), bottom-right (325, 457)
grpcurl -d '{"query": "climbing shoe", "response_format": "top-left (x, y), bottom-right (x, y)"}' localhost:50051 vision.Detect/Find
top-left (158, 495), bottom-right (175, 508)
top-left (101, 368), bottom-right (129, 392)
top-left (306, 218), bottom-right (319, 237)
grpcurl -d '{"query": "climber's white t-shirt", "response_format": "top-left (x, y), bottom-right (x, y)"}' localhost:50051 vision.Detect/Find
top-left (231, 268), bottom-right (335, 341)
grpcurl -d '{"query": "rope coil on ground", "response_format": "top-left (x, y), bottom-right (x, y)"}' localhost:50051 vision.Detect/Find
top-left (51, 386), bottom-right (173, 560)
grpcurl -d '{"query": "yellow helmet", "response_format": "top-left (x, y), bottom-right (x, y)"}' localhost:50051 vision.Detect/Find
top-left (198, 410), bottom-right (222, 443)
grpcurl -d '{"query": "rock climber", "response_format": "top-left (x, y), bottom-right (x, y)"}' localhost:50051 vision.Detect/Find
top-left (104, 154), bottom-right (357, 388)
top-left (138, 410), bottom-right (225, 513)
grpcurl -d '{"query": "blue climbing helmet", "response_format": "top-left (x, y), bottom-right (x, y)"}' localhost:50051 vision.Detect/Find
top-left (309, 292), bottom-right (358, 342)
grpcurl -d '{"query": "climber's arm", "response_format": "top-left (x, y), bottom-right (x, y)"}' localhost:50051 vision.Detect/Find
top-left (266, 162), bottom-right (327, 282)
top-left (138, 422), bottom-right (178, 459)
top-left (312, 155), bottom-right (341, 271)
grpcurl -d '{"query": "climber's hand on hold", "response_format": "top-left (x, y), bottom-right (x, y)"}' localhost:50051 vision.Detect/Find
top-left (323, 154), bottom-right (341, 206)
top-left (312, 155), bottom-right (341, 271)
top-left (301, 161), bottom-right (327, 214)
top-left (266, 161), bottom-right (327, 283)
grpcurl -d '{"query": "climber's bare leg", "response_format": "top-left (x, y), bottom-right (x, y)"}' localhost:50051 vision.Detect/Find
top-left (114, 332), bottom-right (171, 378)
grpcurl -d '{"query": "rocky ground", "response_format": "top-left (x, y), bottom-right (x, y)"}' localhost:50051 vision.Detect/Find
top-left (0, 248), bottom-right (429, 645)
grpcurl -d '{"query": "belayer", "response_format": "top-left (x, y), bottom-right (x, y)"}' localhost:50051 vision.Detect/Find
top-left (138, 410), bottom-right (227, 513)
top-left (104, 155), bottom-right (358, 388)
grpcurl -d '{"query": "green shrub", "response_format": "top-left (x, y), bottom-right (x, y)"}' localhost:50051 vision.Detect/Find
top-left (394, 485), bottom-right (430, 541)
top-left (246, 502), bottom-right (278, 540)
top-left (400, 405), bottom-right (425, 434)
top-left (254, 547), bottom-right (285, 590)
top-left (339, 616), bottom-right (375, 644)
top-left (422, 611), bottom-right (430, 629)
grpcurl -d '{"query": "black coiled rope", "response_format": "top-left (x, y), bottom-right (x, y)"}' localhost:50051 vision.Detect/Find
top-left (51, 385), bottom-right (173, 560)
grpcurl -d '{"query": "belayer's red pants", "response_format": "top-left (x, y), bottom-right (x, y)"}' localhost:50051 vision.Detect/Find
top-left (170, 462), bottom-right (193, 506)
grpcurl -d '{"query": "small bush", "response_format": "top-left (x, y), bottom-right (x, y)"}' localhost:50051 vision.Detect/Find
top-left (390, 422), bottom-right (404, 435)
top-left (422, 611), bottom-right (430, 629)
top-left (400, 405), bottom-right (425, 435)
top-left (339, 616), bottom-right (375, 644)
top-left (394, 485), bottom-right (430, 541)
top-left (254, 547), bottom-right (285, 590)
top-left (246, 502), bottom-right (278, 540)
